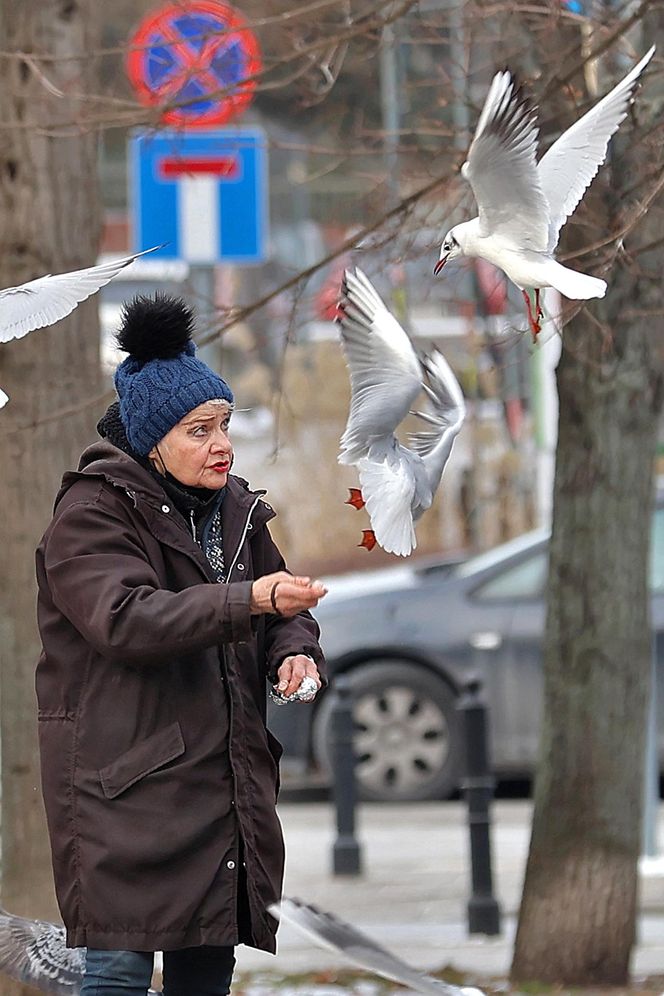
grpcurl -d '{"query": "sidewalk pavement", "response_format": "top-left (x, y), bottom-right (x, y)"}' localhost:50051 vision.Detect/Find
top-left (234, 800), bottom-right (664, 982)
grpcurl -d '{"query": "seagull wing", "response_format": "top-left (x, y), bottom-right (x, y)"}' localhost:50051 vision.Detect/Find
top-left (538, 46), bottom-right (655, 251)
top-left (409, 349), bottom-right (466, 500)
top-left (0, 908), bottom-right (162, 995)
top-left (461, 72), bottom-right (550, 251)
top-left (0, 246), bottom-right (160, 343)
top-left (270, 897), bottom-right (483, 996)
top-left (0, 909), bottom-right (85, 994)
top-left (337, 268), bottom-right (422, 465)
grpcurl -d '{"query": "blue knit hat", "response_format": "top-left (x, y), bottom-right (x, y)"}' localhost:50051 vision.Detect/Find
top-left (114, 293), bottom-right (234, 456)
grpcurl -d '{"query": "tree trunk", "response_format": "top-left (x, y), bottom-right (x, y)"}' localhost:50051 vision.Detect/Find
top-left (0, 4), bottom-right (102, 991)
top-left (511, 21), bottom-right (664, 983)
top-left (511, 307), bottom-right (662, 984)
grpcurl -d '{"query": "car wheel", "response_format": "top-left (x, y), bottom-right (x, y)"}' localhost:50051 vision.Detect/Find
top-left (312, 661), bottom-right (461, 802)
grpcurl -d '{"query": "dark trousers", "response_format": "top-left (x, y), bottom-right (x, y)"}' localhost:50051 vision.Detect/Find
top-left (81, 945), bottom-right (236, 996)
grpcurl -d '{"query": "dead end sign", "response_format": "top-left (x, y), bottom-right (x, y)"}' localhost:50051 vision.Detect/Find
top-left (130, 129), bottom-right (268, 264)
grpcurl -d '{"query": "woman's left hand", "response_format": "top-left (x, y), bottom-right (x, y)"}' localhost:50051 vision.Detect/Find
top-left (275, 655), bottom-right (322, 701)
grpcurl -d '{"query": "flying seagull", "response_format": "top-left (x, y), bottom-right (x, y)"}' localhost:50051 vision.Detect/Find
top-left (434, 47), bottom-right (656, 340)
top-left (337, 267), bottom-right (465, 557)
top-left (0, 247), bottom-right (160, 408)
top-left (0, 908), bottom-right (160, 994)
top-left (270, 897), bottom-right (485, 996)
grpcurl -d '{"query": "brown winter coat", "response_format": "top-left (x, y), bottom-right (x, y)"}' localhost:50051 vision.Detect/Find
top-left (35, 441), bottom-right (324, 953)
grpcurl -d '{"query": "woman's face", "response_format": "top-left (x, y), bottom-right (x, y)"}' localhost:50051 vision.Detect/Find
top-left (149, 400), bottom-right (233, 489)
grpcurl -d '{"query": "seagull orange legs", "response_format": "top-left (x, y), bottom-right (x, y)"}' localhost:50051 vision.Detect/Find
top-left (522, 289), bottom-right (544, 342)
top-left (345, 489), bottom-right (376, 550)
top-left (345, 488), bottom-right (365, 510)
top-left (359, 530), bottom-right (377, 551)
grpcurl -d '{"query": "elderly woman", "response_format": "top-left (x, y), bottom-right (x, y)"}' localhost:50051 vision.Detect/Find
top-left (35, 294), bottom-right (327, 996)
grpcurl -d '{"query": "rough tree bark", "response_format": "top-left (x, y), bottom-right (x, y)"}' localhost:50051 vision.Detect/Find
top-left (0, 4), bottom-right (102, 991)
top-left (511, 17), bottom-right (664, 985)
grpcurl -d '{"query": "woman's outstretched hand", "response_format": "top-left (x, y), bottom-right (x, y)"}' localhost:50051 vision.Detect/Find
top-left (250, 572), bottom-right (328, 618)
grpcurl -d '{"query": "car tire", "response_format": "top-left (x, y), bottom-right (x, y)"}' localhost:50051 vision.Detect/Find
top-left (312, 661), bottom-right (461, 802)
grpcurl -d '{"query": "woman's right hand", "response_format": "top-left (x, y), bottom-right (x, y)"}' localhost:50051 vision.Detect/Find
top-left (250, 572), bottom-right (327, 617)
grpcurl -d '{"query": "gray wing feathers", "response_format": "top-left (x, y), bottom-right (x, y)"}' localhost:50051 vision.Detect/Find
top-left (0, 247), bottom-right (157, 343)
top-left (409, 350), bottom-right (466, 495)
top-left (338, 268), bottom-right (421, 464)
top-left (0, 910), bottom-right (84, 994)
top-left (270, 897), bottom-right (479, 996)
top-left (0, 909), bottom-right (163, 994)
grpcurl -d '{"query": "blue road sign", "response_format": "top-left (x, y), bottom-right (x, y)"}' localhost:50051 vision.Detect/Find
top-left (129, 128), bottom-right (268, 264)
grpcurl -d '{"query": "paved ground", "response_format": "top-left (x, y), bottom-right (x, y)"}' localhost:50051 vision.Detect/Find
top-left (234, 800), bottom-right (664, 984)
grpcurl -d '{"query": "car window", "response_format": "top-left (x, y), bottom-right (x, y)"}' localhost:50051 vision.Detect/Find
top-left (650, 506), bottom-right (664, 592)
top-left (472, 551), bottom-right (548, 601)
top-left (455, 529), bottom-right (549, 579)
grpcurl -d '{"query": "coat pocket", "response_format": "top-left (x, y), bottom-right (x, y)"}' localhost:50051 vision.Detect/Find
top-left (99, 721), bottom-right (185, 800)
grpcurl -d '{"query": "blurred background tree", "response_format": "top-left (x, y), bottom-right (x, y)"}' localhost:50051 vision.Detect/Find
top-left (0, 9), bottom-right (104, 995)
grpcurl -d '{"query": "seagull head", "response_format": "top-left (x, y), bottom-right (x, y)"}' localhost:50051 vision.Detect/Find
top-left (434, 228), bottom-right (463, 274)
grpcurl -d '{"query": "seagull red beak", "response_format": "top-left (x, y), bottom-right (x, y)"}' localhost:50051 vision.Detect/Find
top-left (434, 257), bottom-right (447, 275)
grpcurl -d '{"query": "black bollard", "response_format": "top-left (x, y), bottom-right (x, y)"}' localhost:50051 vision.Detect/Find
top-left (457, 678), bottom-right (501, 935)
top-left (330, 674), bottom-right (362, 875)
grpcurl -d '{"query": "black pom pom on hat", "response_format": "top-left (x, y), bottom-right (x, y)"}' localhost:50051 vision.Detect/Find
top-left (116, 292), bottom-right (195, 363)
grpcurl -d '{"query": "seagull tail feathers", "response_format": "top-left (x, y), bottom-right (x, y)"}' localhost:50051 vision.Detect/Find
top-left (546, 262), bottom-right (607, 301)
top-left (358, 458), bottom-right (416, 557)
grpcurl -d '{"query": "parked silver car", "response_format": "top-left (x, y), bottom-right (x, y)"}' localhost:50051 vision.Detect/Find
top-left (268, 505), bottom-right (664, 802)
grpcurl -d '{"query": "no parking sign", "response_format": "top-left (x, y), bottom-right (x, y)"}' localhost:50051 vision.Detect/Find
top-left (126, 1), bottom-right (262, 127)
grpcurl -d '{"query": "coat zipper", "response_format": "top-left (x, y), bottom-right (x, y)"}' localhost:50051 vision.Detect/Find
top-left (225, 494), bottom-right (264, 580)
top-left (122, 481), bottom-right (266, 584)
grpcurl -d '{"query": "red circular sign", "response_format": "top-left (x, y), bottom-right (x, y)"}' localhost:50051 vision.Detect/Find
top-left (126, 1), bottom-right (262, 127)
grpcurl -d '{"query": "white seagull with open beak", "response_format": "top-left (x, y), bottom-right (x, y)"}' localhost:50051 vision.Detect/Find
top-left (0, 247), bottom-right (159, 408)
top-left (337, 268), bottom-right (465, 558)
top-left (434, 47), bottom-right (655, 340)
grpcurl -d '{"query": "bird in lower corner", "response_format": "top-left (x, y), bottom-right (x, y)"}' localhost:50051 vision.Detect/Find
top-left (337, 268), bottom-right (465, 558)
top-left (270, 896), bottom-right (485, 996)
top-left (0, 907), bottom-right (161, 995)
top-left (0, 246), bottom-right (161, 408)
top-left (434, 47), bottom-right (655, 341)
